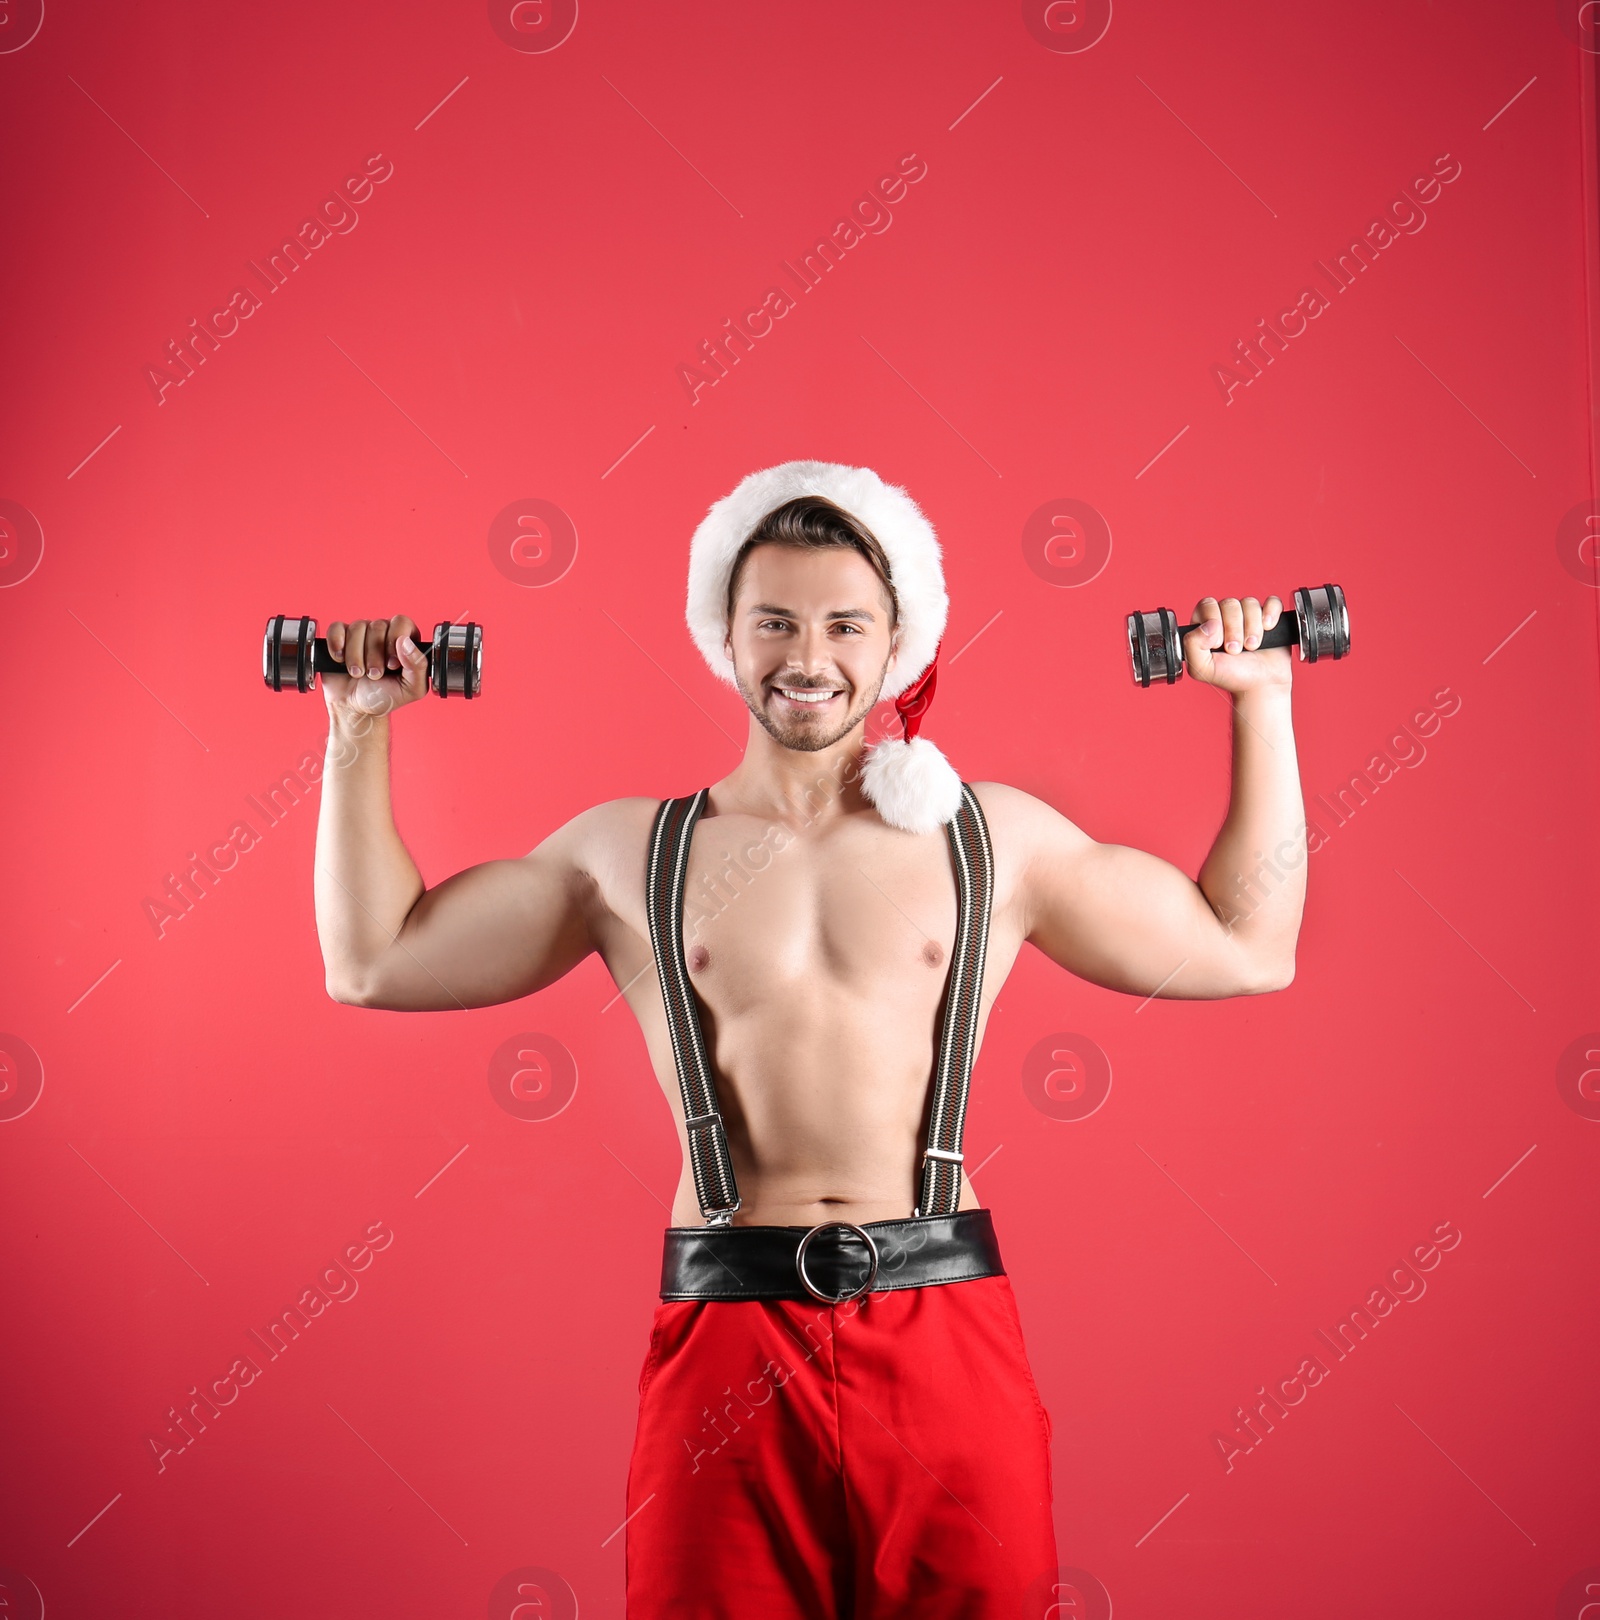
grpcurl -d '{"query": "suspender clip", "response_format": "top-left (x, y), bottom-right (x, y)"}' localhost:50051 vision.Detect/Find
top-left (922, 1147), bottom-right (964, 1164)
top-left (685, 1110), bottom-right (741, 1224)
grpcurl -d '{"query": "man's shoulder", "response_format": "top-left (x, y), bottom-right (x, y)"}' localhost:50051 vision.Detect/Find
top-left (525, 792), bottom-right (706, 882)
top-left (575, 793), bottom-right (670, 829)
top-left (530, 794), bottom-right (665, 855)
top-left (966, 779), bottom-right (1057, 826)
top-left (965, 780), bottom-right (1090, 853)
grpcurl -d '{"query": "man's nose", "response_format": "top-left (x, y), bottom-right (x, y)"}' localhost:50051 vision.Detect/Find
top-left (785, 623), bottom-right (836, 672)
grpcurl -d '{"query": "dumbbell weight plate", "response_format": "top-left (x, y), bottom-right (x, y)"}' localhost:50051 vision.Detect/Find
top-left (262, 615), bottom-right (318, 693)
top-left (1126, 605), bottom-right (1183, 687)
top-left (426, 622), bottom-right (484, 698)
top-left (1293, 584), bottom-right (1350, 664)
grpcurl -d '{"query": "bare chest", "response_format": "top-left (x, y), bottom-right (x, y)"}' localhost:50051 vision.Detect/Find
top-left (677, 812), bottom-right (961, 1011)
top-left (593, 795), bottom-right (1021, 1222)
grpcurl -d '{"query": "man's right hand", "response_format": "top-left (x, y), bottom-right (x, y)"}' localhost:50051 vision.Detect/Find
top-left (322, 615), bottom-right (431, 718)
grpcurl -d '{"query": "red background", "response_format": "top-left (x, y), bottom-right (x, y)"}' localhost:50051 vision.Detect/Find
top-left (3, 2), bottom-right (1599, 1616)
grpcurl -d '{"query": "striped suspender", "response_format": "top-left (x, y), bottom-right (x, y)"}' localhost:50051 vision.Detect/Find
top-left (646, 789), bottom-right (741, 1225)
top-left (645, 783), bottom-right (995, 1227)
top-left (915, 784), bottom-right (996, 1217)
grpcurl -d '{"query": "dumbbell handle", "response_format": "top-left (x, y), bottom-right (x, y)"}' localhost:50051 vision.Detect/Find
top-left (1173, 614), bottom-right (1300, 651)
top-left (309, 634), bottom-right (441, 675)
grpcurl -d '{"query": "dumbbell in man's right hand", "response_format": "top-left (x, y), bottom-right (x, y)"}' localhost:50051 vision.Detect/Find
top-left (322, 616), bottom-right (430, 716)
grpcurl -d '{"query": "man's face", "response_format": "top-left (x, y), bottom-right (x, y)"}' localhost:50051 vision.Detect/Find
top-left (725, 543), bottom-right (898, 752)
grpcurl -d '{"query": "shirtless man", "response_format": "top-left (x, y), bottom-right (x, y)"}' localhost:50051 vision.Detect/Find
top-left (312, 461), bottom-right (1305, 1618)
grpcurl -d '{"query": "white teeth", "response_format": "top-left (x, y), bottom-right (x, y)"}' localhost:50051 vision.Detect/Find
top-left (777, 687), bottom-right (838, 704)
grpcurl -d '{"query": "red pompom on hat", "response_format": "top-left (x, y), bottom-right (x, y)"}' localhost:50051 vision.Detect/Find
top-left (686, 460), bottom-right (965, 834)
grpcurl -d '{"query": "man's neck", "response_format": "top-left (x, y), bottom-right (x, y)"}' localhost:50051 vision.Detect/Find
top-left (714, 716), bottom-right (873, 827)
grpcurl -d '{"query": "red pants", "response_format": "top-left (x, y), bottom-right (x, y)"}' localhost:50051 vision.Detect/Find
top-left (624, 1273), bottom-right (1058, 1617)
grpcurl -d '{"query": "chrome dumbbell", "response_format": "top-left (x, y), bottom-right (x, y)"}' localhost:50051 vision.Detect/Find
top-left (262, 616), bottom-right (483, 697)
top-left (1126, 584), bottom-right (1350, 687)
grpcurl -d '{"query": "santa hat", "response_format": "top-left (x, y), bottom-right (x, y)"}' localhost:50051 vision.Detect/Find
top-left (686, 459), bottom-right (965, 835)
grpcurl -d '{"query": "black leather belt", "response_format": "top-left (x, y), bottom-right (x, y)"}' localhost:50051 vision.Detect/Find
top-left (659, 1208), bottom-right (1005, 1303)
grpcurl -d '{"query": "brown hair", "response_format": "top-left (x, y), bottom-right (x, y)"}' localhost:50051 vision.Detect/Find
top-left (725, 495), bottom-right (898, 625)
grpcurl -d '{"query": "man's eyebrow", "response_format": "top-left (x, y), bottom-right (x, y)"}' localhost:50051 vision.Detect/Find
top-left (747, 602), bottom-right (877, 622)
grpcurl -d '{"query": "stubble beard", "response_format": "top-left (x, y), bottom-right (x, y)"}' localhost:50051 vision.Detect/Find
top-left (734, 662), bottom-right (889, 753)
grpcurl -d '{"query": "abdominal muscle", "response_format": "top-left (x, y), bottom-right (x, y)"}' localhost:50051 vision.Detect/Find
top-left (660, 979), bottom-right (983, 1229)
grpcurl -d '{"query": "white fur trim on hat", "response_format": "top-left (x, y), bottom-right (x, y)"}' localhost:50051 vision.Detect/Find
top-left (685, 460), bottom-right (947, 700)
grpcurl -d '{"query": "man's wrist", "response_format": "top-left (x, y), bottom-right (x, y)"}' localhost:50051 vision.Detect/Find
top-left (327, 706), bottom-right (391, 764)
top-left (1230, 684), bottom-right (1295, 744)
top-left (1231, 683), bottom-right (1293, 717)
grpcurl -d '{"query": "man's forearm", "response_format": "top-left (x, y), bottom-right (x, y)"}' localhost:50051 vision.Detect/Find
top-left (1196, 687), bottom-right (1306, 978)
top-left (314, 711), bottom-right (424, 997)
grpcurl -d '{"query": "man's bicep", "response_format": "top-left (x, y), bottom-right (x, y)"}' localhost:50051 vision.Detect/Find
top-left (355, 824), bottom-right (599, 1011)
top-left (1024, 816), bottom-right (1262, 999)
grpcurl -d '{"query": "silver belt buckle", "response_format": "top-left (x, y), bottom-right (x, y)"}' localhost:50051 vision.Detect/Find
top-left (795, 1221), bottom-right (880, 1304)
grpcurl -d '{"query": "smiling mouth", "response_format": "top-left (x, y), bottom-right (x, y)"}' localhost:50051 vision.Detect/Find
top-left (770, 684), bottom-right (845, 710)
